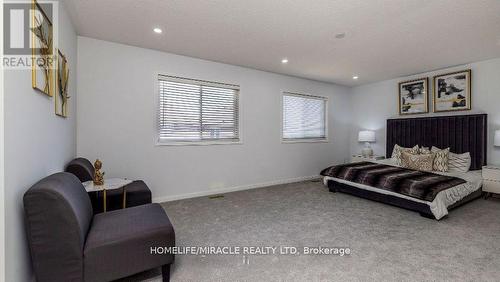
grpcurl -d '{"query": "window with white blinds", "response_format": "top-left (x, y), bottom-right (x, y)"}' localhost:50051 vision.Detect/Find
top-left (157, 75), bottom-right (240, 143)
top-left (282, 92), bottom-right (327, 141)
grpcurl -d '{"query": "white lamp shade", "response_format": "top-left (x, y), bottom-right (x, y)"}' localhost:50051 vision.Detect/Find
top-left (495, 130), bottom-right (500, 147)
top-left (358, 130), bottom-right (376, 143)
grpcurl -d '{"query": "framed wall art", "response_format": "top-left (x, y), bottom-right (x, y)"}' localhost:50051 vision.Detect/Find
top-left (31, 0), bottom-right (54, 96)
top-left (433, 69), bottom-right (471, 112)
top-left (55, 49), bottom-right (69, 117)
top-left (398, 77), bottom-right (429, 115)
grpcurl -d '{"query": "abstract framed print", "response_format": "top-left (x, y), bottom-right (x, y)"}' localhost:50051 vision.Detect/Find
top-left (398, 77), bottom-right (429, 115)
top-left (433, 69), bottom-right (471, 112)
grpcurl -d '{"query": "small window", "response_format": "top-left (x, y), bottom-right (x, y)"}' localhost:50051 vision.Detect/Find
top-left (282, 92), bottom-right (327, 142)
top-left (157, 75), bottom-right (240, 144)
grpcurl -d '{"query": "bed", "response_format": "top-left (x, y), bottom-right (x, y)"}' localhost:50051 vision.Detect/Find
top-left (322, 114), bottom-right (487, 220)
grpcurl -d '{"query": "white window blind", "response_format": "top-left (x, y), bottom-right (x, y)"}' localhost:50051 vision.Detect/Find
top-left (158, 75), bottom-right (240, 143)
top-left (282, 92), bottom-right (327, 141)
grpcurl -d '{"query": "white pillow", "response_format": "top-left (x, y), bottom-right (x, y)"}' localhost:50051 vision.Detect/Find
top-left (431, 147), bottom-right (471, 173)
top-left (449, 152), bottom-right (471, 172)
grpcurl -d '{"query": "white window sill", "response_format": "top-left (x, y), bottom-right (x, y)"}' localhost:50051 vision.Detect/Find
top-left (156, 140), bottom-right (243, 146)
top-left (281, 139), bottom-right (329, 144)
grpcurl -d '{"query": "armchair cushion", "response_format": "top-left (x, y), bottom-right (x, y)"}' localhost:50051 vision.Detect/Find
top-left (84, 203), bottom-right (175, 282)
top-left (124, 180), bottom-right (152, 207)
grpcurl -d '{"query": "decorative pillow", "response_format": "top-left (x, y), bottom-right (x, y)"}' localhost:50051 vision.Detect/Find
top-left (448, 152), bottom-right (471, 173)
top-left (431, 146), bottom-right (450, 172)
top-left (418, 146), bottom-right (431, 154)
top-left (391, 144), bottom-right (419, 165)
top-left (401, 152), bottom-right (434, 171)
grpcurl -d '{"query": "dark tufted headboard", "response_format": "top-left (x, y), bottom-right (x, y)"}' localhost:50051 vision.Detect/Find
top-left (386, 114), bottom-right (487, 170)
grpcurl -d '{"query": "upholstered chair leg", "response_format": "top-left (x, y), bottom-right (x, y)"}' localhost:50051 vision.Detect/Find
top-left (162, 264), bottom-right (171, 282)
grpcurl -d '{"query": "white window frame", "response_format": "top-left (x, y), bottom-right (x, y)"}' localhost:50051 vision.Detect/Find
top-left (154, 73), bottom-right (243, 146)
top-left (281, 91), bottom-right (329, 144)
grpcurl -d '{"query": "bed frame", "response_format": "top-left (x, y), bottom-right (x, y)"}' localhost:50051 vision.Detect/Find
top-left (328, 114), bottom-right (487, 219)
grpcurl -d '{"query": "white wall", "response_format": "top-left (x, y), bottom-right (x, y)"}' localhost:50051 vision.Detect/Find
top-left (3, 2), bottom-right (78, 281)
top-left (0, 1), bottom-right (5, 281)
top-left (77, 37), bottom-right (352, 201)
top-left (350, 58), bottom-right (500, 165)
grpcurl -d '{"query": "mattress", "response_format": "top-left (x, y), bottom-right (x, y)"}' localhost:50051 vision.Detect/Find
top-left (323, 159), bottom-right (482, 219)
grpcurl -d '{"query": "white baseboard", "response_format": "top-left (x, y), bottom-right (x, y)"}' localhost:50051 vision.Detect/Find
top-left (152, 175), bottom-right (321, 203)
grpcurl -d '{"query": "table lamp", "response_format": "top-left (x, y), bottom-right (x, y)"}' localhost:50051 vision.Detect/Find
top-left (495, 130), bottom-right (500, 147)
top-left (358, 130), bottom-right (376, 157)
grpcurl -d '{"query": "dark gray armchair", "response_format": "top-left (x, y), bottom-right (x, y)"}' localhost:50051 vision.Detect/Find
top-left (24, 172), bottom-right (174, 282)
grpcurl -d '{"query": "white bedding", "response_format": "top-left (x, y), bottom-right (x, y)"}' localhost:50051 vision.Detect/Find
top-left (323, 159), bottom-right (482, 219)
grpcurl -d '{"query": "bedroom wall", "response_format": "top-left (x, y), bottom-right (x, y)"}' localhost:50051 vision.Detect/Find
top-left (349, 57), bottom-right (500, 165)
top-left (3, 2), bottom-right (78, 281)
top-left (0, 1), bottom-right (5, 281)
top-left (76, 37), bottom-right (352, 202)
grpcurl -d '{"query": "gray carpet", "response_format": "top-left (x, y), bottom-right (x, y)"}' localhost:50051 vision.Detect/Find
top-left (119, 180), bottom-right (500, 282)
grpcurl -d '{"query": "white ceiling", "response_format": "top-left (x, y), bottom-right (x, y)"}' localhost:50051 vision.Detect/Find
top-left (64, 0), bottom-right (500, 86)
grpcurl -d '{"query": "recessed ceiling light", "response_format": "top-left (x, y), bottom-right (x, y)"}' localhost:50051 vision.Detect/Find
top-left (281, 58), bottom-right (289, 64)
top-left (335, 32), bottom-right (346, 39)
top-left (352, 76), bottom-right (359, 80)
top-left (153, 27), bottom-right (162, 34)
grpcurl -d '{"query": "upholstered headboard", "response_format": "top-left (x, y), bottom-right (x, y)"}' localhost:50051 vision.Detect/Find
top-left (386, 114), bottom-right (487, 170)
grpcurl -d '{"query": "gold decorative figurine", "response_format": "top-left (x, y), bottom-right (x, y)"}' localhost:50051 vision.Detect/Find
top-left (93, 159), bottom-right (105, 185)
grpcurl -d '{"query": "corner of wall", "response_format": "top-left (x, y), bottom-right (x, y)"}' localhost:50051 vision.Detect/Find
top-left (346, 85), bottom-right (362, 158)
top-left (346, 86), bottom-right (356, 158)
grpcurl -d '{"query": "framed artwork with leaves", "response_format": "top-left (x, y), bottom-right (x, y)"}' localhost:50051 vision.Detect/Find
top-left (55, 49), bottom-right (69, 117)
top-left (31, 0), bottom-right (54, 96)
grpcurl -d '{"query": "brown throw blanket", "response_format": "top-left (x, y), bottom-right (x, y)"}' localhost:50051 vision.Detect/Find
top-left (320, 162), bottom-right (466, 202)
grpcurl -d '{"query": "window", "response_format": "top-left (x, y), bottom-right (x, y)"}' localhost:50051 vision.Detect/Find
top-left (157, 75), bottom-right (240, 144)
top-left (282, 92), bottom-right (327, 142)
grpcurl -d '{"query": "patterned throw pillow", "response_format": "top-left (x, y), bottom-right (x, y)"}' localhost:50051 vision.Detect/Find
top-left (448, 152), bottom-right (471, 173)
top-left (431, 146), bottom-right (450, 172)
top-left (418, 146), bottom-right (431, 154)
top-left (401, 152), bottom-right (434, 171)
top-left (391, 144), bottom-right (419, 166)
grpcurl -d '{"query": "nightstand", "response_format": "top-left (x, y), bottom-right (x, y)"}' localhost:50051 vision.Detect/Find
top-left (351, 155), bottom-right (385, 163)
top-left (482, 166), bottom-right (500, 197)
